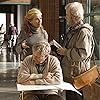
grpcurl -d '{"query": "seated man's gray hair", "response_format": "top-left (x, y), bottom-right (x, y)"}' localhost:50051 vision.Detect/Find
top-left (32, 41), bottom-right (51, 55)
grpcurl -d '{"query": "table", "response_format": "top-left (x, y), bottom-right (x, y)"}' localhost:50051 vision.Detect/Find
top-left (17, 82), bottom-right (82, 100)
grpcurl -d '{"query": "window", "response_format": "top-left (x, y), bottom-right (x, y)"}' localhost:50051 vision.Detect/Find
top-left (0, 13), bottom-right (6, 31)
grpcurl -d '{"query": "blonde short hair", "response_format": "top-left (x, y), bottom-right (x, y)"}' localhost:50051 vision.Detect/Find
top-left (25, 8), bottom-right (42, 21)
top-left (65, 2), bottom-right (84, 21)
top-left (32, 41), bottom-right (51, 56)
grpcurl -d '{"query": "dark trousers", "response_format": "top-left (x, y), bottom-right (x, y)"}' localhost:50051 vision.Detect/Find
top-left (66, 90), bottom-right (83, 100)
top-left (20, 92), bottom-right (64, 100)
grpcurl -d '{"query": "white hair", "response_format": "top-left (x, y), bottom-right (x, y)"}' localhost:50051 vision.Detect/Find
top-left (65, 2), bottom-right (84, 21)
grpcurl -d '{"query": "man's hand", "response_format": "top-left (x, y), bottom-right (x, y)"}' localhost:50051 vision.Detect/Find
top-left (22, 80), bottom-right (35, 85)
top-left (43, 72), bottom-right (54, 79)
top-left (57, 47), bottom-right (65, 55)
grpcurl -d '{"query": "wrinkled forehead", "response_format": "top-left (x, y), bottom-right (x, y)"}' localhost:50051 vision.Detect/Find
top-left (33, 51), bottom-right (47, 59)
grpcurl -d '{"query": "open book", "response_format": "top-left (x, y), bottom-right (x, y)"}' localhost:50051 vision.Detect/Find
top-left (49, 40), bottom-right (62, 53)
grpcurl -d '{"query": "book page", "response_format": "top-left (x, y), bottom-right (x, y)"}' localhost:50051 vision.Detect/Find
top-left (49, 40), bottom-right (62, 48)
top-left (49, 40), bottom-right (62, 53)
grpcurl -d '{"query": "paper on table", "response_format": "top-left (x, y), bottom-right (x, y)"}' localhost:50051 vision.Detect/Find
top-left (17, 84), bottom-right (57, 91)
top-left (55, 82), bottom-right (82, 95)
top-left (17, 82), bottom-right (82, 95)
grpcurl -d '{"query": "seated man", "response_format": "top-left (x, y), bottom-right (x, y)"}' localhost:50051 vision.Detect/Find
top-left (17, 41), bottom-right (64, 100)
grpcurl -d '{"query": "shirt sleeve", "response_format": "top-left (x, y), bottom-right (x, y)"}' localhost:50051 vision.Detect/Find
top-left (17, 57), bottom-right (31, 84)
top-left (16, 30), bottom-right (28, 54)
top-left (64, 28), bottom-right (92, 62)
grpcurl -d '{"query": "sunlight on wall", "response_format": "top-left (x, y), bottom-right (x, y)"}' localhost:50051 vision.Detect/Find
top-left (11, 13), bottom-right (14, 25)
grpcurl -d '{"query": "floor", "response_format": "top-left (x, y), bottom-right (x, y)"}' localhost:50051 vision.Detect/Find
top-left (0, 41), bottom-right (20, 100)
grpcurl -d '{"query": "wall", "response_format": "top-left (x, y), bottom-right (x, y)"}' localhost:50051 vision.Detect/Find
top-left (39, 0), bottom-right (59, 42)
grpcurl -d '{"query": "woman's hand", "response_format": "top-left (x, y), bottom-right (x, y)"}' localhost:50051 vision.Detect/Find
top-left (21, 42), bottom-right (30, 49)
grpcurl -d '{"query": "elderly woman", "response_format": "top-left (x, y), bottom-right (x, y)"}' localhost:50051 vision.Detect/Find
top-left (57, 2), bottom-right (94, 100)
top-left (16, 8), bottom-right (48, 61)
top-left (17, 41), bottom-right (64, 100)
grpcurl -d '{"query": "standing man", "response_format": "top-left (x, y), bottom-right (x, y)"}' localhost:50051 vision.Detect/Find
top-left (57, 2), bottom-right (94, 100)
